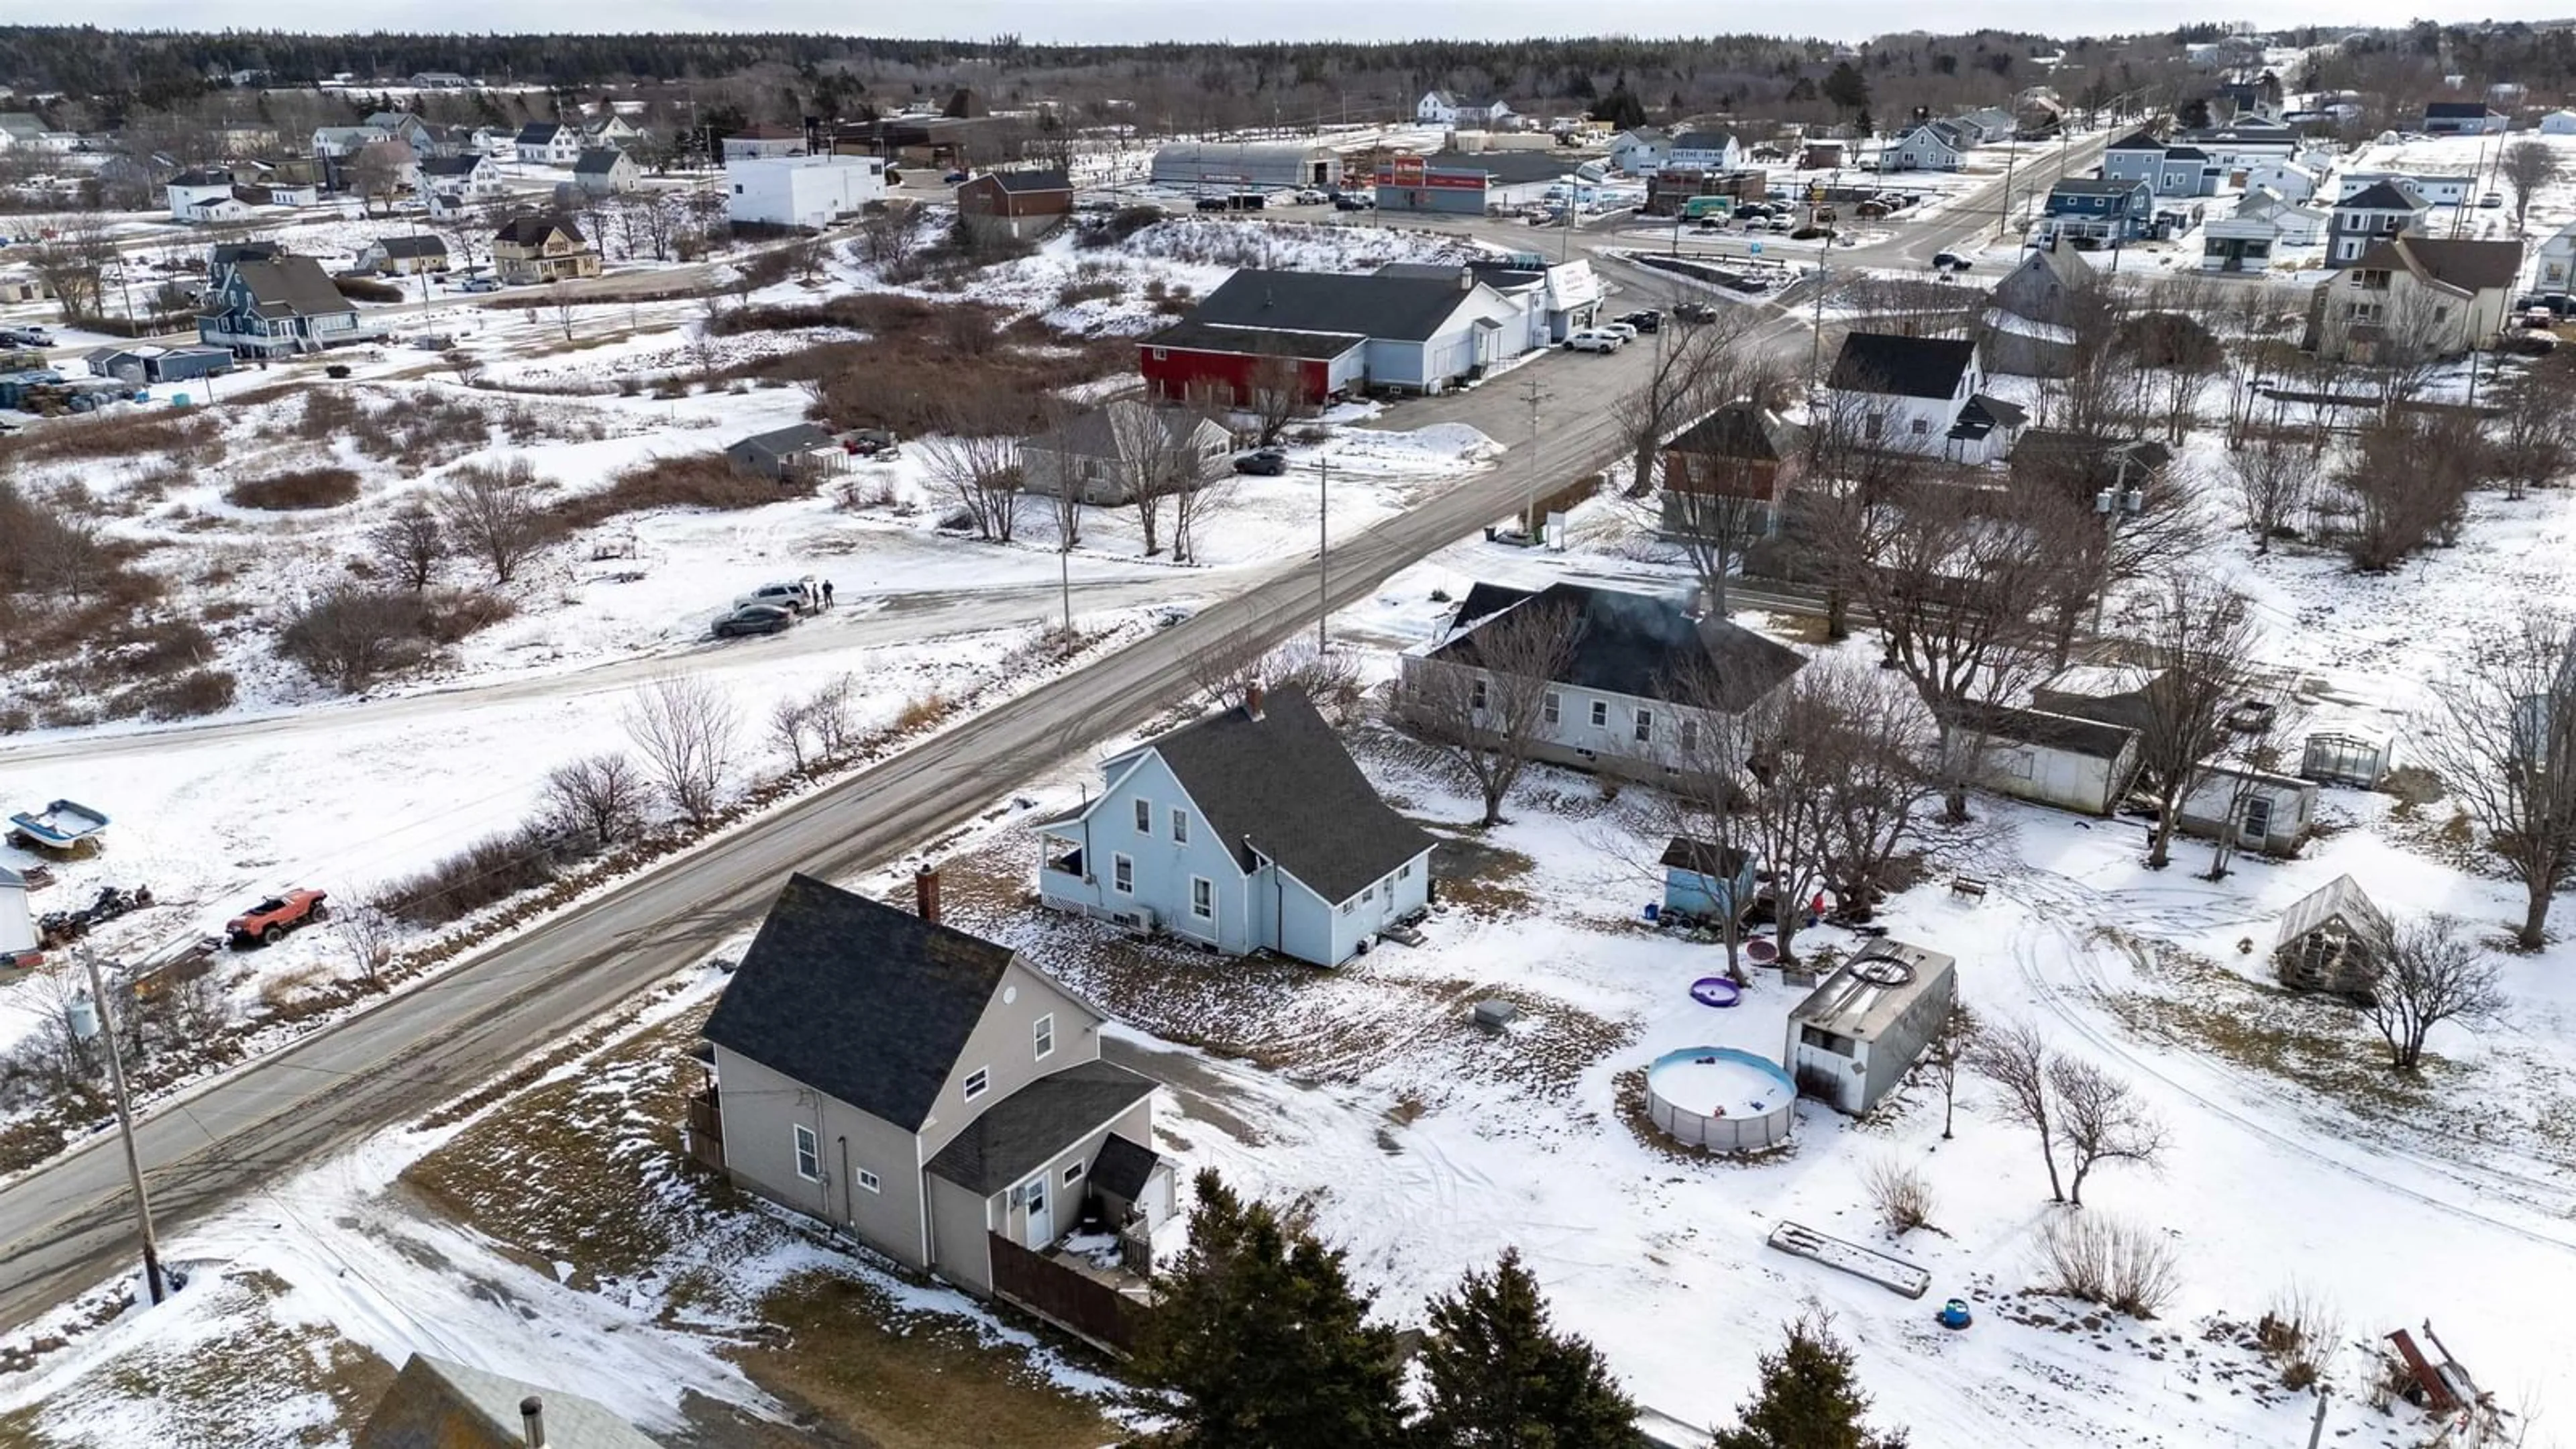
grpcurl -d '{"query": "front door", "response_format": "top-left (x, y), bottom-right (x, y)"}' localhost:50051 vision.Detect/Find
top-left (1024, 1176), bottom-right (1053, 1248)
top-left (2241, 795), bottom-right (2274, 847)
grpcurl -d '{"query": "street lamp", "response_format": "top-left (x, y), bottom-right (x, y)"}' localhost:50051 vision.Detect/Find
top-left (2092, 470), bottom-right (2145, 640)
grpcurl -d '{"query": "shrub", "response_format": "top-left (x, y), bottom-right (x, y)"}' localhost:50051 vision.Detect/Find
top-left (2256, 1285), bottom-right (2342, 1391)
top-left (0, 408), bottom-right (224, 468)
top-left (380, 825), bottom-right (570, 926)
top-left (334, 276), bottom-right (403, 304)
top-left (122, 668), bottom-right (238, 719)
top-left (1862, 1156), bottom-right (1936, 1235)
top-left (553, 453), bottom-right (786, 529)
top-left (225, 467), bottom-right (364, 511)
top-left (416, 587), bottom-right (517, 645)
top-left (894, 691), bottom-right (951, 732)
top-left (1056, 277), bottom-right (1124, 307)
top-left (2037, 1213), bottom-right (2180, 1319)
top-left (279, 587), bottom-right (429, 692)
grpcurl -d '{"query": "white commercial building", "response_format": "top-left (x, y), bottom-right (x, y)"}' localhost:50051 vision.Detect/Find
top-left (724, 155), bottom-right (886, 229)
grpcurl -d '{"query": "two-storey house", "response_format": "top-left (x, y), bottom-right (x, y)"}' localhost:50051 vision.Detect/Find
top-left (514, 121), bottom-right (582, 166)
top-left (1881, 120), bottom-right (1966, 172)
top-left (1666, 130), bottom-right (1741, 174)
top-left (1416, 91), bottom-right (1517, 128)
top-left (2308, 235), bottom-right (2523, 362)
top-left (1609, 127), bottom-right (1672, 174)
top-left (1825, 332), bottom-right (2027, 464)
top-left (2326, 179), bottom-right (2430, 266)
top-left (490, 215), bottom-right (601, 284)
top-left (415, 153), bottom-right (503, 207)
top-left (2042, 176), bottom-right (2153, 244)
top-left (1037, 684), bottom-right (1435, 967)
top-left (1403, 581), bottom-right (1806, 780)
top-left (698, 874), bottom-right (1168, 1302)
top-left (196, 252), bottom-right (386, 358)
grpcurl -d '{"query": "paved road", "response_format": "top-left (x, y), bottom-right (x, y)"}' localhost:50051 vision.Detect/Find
top-left (0, 335), bottom-right (1675, 1330)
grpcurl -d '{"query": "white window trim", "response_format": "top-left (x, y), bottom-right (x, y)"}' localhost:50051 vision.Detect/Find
top-left (1189, 875), bottom-right (1215, 920)
top-left (1543, 691), bottom-right (1560, 724)
top-left (1634, 708), bottom-right (1654, 743)
top-left (1171, 806), bottom-right (1189, 843)
top-left (1112, 852), bottom-right (1134, 894)
top-left (1589, 700), bottom-right (1609, 728)
top-left (856, 1167), bottom-right (882, 1193)
top-left (792, 1123), bottom-right (822, 1182)
top-left (1064, 1160), bottom-right (1086, 1186)
top-left (1134, 798), bottom-right (1150, 832)
top-left (1034, 1013), bottom-right (1056, 1061)
top-left (963, 1067), bottom-right (991, 1102)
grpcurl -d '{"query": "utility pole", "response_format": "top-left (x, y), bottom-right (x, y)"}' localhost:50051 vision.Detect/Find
top-left (1522, 374), bottom-right (1546, 539)
top-left (1998, 127), bottom-right (2021, 237)
top-left (1313, 455), bottom-right (1330, 651)
top-left (1809, 257), bottom-right (1829, 389)
top-left (2304, 1387), bottom-right (2330, 1449)
top-left (76, 951), bottom-right (166, 1306)
top-left (2092, 462), bottom-right (2143, 641)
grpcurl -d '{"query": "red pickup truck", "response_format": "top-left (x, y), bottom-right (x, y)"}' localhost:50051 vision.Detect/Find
top-left (226, 888), bottom-right (329, 948)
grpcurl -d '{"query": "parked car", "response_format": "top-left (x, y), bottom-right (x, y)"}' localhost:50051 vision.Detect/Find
top-left (943, 170), bottom-right (970, 184)
top-left (714, 602), bottom-right (798, 638)
top-left (2480, 191), bottom-right (2506, 209)
top-left (1671, 301), bottom-right (1717, 323)
top-left (226, 888), bottom-right (328, 949)
top-left (1194, 196), bottom-right (1230, 211)
top-left (1566, 327), bottom-right (1625, 353)
top-left (457, 276), bottom-right (500, 293)
top-left (1617, 309), bottom-right (1663, 333)
top-left (1291, 189), bottom-right (1328, 205)
top-left (1334, 193), bottom-right (1372, 211)
top-left (1234, 447), bottom-right (1289, 476)
top-left (1931, 251), bottom-right (1966, 270)
top-left (736, 578), bottom-right (822, 614)
top-left (1764, 215), bottom-right (1792, 232)
top-left (1599, 320), bottom-right (1640, 342)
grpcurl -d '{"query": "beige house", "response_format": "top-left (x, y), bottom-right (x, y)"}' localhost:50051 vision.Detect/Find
top-left (1021, 400), bottom-right (1232, 506)
top-left (2308, 235), bottom-right (2523, 362)
top-left (490, 215), bottom-right (601, 284)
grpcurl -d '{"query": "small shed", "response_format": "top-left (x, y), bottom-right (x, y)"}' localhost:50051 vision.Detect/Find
top-left (2273, 873), bottom-right (2388, 997)
top-left (1785, 941), bottom-right (1957, 1115)
top-left (1086, 1131), bottom-right (1175, 1237)
top-left (1660, 835), bottom-right (1756, 923)
top-left (2299, 731), bottom-right (2391, 789)
top-left (2032, 664), bottom-right (2167, 735)
top-left (84, 344), bottom-right (234, 385)
top-left (1, 865), bottom-right (35, 961)
top-left (357, 234), bottom-right (449, 276)
top-left (1953, 703), bottom-right (2143, 816)
top-left (2544, 111), bottom-right (2576, 136)
top-left (724, 423), bottom-right (847, 483)
top-left (2178, 762), bottom-right (2317, 857)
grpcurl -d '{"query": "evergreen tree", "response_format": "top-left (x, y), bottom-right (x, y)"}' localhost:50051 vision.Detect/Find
top-left (1416, 1248), bottom-right (1637, 1448)
top-left (1130, 1171), bottom-right (1406, 1449)
top-left (1588, 86), bottom-right (1646, 129)
top-left (1822, 60), bottom-right (1872, 115)
top-left (1709, 1313), bottom-right (1909, 1449)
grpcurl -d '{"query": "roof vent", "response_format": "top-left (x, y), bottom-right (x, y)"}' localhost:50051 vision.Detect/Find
top-left (520, 1396), bottom-right (546, 1448)
top-left (1244, 680), bottom-right (1266, 720)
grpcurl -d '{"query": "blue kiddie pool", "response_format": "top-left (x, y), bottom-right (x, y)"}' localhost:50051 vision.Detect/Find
top-left (1937, 1298), bottom-right (1974, 1330)
top-left (1689, 976), bottom-right (1743, 1008)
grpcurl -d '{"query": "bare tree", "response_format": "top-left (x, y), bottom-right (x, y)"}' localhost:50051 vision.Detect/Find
top-left (1106, 398), bottom-right (1218, 559)
top-left (2227, 429), bottom-right (2321, 553)
top-left (2502, 140), bottom-right (2561, 234)
top-left (551, 284), bottom-right (578, 343)
top-left (1735, 670), bottom-right (1836, 965)
top-left (1612, 306), bottom-right (1779, 502)
top-left (2362, 914), bottom-right (2509, 1073)
top-left (1810, 658), bottom-right (1941, 917)
top-left (1242, 348), bottom-right (1309, 448)
top-left (437, 460), bottom-right (551, 585)
top-left (1862, 1155), bottom-right (1937, 1234)
top-left (1927, 1000), bottom-right (1976, 1140)
top-left (1166, 394), bottom-right (1242, 566)
top-left (1970, 1016), bottom-right (2064, 1201)
top-left (623, 676), bottom-right (740, 827)
top-left (349, 141), bottom-right (408, 218)
top-left (919, 392), bottom-right (1025, 543)
top-left (2049, 1055), bottom-right (2168, 1206)
top-left (279, 587), bottom-right (425, 692)
top-left (849, 208), bottom-right (921, 274)
top-left (366, 500), bottom-right (447, 592)
top-left (1390, 596), bottom-right (1583, 827)
top-left (333, 898), bottom-right (398, 989)
top-left (2131, 573), bottom-right (2261, 869)
top-left (21, 210), bottom-right (115, 322)
top-left (2491, 363), bottom-right (2576, 501)
top-left (543, 752), bottom-right (649, 849)
top-left (2334, 412), bottom-right (2483, 571)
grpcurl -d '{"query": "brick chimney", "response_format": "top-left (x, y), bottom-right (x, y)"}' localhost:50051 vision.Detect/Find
top-left (914, 863), bottom-right (941, 926)
top-left (520, 1396), bottom-right (547, 1448)
top-left (1244, 680), bottom-right (1265, 720)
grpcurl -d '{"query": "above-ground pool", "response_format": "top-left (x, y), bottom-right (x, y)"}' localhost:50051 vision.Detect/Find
top-left (1645, 1046), bottom-right (1796, 1152)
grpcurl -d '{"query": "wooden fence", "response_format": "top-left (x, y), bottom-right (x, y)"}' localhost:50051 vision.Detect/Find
top-left (987, 1232), bottom-right (1149, 1356)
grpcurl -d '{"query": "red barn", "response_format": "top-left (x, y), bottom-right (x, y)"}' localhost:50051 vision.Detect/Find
top-left (1139, 319), bottom-right (1368, 406)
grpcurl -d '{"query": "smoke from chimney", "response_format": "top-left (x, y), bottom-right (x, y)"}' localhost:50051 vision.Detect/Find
top-left (914, 863), bottom-right (942, 926)
top-left (1244, 680), bottom-right (1266, 720)
top-left (520, 1396), bottom-right (547, 1448)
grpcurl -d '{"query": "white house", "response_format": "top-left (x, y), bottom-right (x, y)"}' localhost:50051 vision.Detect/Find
top-left (2310, 235), bottom-right (2524, 362)
top-left (2243, 159), bottom-right (2321, 203)
top-left (2203, 188), bottom-right (2328, 272)
top-left (721, 123), bottom-right (808, 160)
top-left (1666, 129), bottom-right (1741, 173)
top-left (1881, 120), bottom-right (1967, 172)
top-left (724, 154), bottom-right (885, 228)
top-left (1036, 684), bottom-right (1434, 967)
top-left (514, 121), bottom-right (582, 166)
top-left (1609, 127), bottom-right (1672, 174)
top-left (165, 168), bottom-right (239, 223)
top-left (309, 125), bottom-right (380, 158)
top-left (1416, 90), bottom-right (1516, 128)
top-left (2542, 110), bottom-right (2576, 136)
top-left (1954, 703), bottom-right (2143, 815)
top-left (1825, 332), bottom-right (2025, 464)
top-left (2341, 170), bottom-right (2471, 208)
top-left (572, 147), bottom-right (640, 195)
top-left (2538, 219), bottom-right (2576, 293)
top-left (1402, 580), bottom-right (1807, 780)
top-left (415, 153), bottom-right (502, 206)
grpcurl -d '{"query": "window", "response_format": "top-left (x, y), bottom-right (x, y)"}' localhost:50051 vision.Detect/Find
top-left (1112, 853), bottom-right (1133, 894)
top-left (1034, 1014), bottom-right (1055, 1060)
top-left (1470, 678), bottom-right (1488, 710)
top-left (856, 1167), bottom-right (882, 1194)
top-left (1340, 899), bottom-right (1354, 914)
top-left (1065, 1160), bottom-right (1086, 1187)
top-left (1680, 718), bottom-right (1701, 751)
top-left (1363, 883), bottom-right (1376, 903)
top-left (1634, 708), bottom-right (1654, 743)
top-left (1171, 807), bottom-right (1189, 843)
top-left (1589, 700), bottom-right (1609, 728)
top-left (1190, 876), bottom-right (1214, 920)
top-left (792, 1124), bottom-right (821, 1181)
top-left (1544, 691), bottom-right (1560, 724)
top-left (1399, 861), bottom-right (1413, 880)
top-left (1909, 418), bottom-right (1931, 435)
top-left (733, 182), bottom-right (744, 194)
top-left (1799, 1025), bottom-right (1856, 1057)
top-left (963, 1067), bottom-right (991, 1102)
top-left (1150, 346), bottom-right (1169, 360)
top-left (1134, 798), bottom-right (1151, 832)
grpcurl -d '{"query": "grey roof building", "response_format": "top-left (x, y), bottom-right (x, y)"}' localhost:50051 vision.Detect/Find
top-left (354, 1354), bottom-right (659, 1449)
top-left (1434, 580), bottom-right (1807, 714)
top-left (1021, 400), bottom-right (1232, 506)
top-left (724, 421), bottom-right (847, 482)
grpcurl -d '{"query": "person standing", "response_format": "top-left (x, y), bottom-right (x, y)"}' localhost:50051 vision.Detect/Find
top-left (822, 578), bottom-right (835, 610)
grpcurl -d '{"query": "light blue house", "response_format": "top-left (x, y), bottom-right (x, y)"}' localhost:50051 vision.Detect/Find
top-left (1660, 836), bottom-right (1758, 923)
top-left (1038, 683), bottom-right (1436, 967)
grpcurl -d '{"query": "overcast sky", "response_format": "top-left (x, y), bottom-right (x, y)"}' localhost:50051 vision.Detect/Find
top-left (85, 1), bottom-right (2576, 44)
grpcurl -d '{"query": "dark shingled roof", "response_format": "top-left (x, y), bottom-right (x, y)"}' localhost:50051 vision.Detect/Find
top-left (1187, 267), bottom-right (1485, 343)
top-left (515, 121), bottom-right (568, 143)
top-left (1660, 835), bottom-right (1750, 877)
top-left (1667, 401), bottom-right (1803, 461)
top-left (1951, 702), bottom-right (2138, 760)
top-left (2107, 128), bottom-right (2165, 152)
top-left (1143, 317), bottom-right (1368, 361)
top-left (227, 256), bottom-right (357, 321)
top-left (923, 1059), bottom-right (1158, 1195)
top-left (495, 215), bottom-right (584, 247)
top-left (1829, 333), bottom-right (1977, 400)
top-left (985, 167), bottom-right (1071, 193)
top-left (372, 235), bottom-right (447, 258)
top-left (357, 1354), bottom-right (660, 1449)
top-left (737, 422), bottom-right (835, 454)
top-left (573, 147), bottom-right (627, 175)
top-left (1434, 581), bottom-right (1807, 714)
top-left (2426, 101), bottom-right (2499, 117)
top-left (417, 155), bottom-right (486, 177)
top-left (169, 168), bottom-right (233, 188)
top-left (1089, 1132), bottom-right (1161, 1203)
top-left (1131, 684), bottom-right (1434, 905)
top-left (703, 875), bottom-right (1017, 1132)
top-left (2339, 180), bottom-right (2424, 212)
top-left (2396, 237), bottom-right (2525, 292)
top-left (2051, 176), bottom-right (2146, 198)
